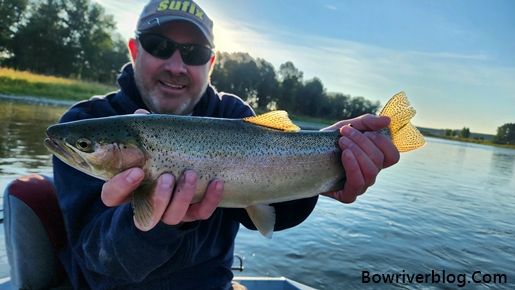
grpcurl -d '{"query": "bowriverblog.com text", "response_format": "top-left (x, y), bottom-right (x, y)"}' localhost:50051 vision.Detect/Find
top-left (362, 270), bottom-right (508, 287)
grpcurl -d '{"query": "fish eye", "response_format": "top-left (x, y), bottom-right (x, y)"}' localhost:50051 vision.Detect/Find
top-left (76, 138), bottom-right (92, 152)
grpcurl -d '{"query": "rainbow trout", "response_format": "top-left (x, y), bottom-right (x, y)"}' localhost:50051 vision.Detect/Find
top-left (44, 92), bottom-right (425, 238)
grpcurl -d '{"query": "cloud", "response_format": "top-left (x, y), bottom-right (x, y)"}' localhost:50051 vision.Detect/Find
top-left (325, 5), bottom-right (338, 10)
top-left (409, 51), bottom-right (489, 60)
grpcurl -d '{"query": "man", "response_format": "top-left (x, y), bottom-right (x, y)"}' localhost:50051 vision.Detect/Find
top-left (53, 0), bottom-right (399, 288)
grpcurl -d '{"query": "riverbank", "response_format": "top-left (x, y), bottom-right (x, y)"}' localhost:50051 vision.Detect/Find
top-left (0, 67), bottom-right (118, 102)
top-left (0, 94), bottom-right (76, 106)
top-left (422, 133), bottom-right (515, 150)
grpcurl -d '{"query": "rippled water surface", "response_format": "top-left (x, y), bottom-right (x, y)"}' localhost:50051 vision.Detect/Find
top-left (1, 99), bottom-right (514, 289)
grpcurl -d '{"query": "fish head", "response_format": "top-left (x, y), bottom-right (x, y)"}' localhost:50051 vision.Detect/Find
top-left (44, 117), bottom-right (147, 181)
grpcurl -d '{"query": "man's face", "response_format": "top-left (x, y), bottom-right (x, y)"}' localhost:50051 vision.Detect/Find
top-left (129, 21), bottom-right (214, 115)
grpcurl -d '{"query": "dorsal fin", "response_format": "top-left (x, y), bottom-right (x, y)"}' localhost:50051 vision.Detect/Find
top-left (243, 111), bottom-right (300, 132)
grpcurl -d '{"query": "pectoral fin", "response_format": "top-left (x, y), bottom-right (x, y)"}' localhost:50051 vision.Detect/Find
top-left (245, 204), bottom-right (276, 239)
top-left (131, 182), bottom-right (156, 230)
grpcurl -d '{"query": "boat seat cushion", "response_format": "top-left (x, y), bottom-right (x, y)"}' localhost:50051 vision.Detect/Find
top-left (3, 173), bottom-right (68, 288)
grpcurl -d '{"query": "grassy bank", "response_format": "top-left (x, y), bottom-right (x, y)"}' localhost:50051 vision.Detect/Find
top-left (0, 67), bottom-right (118, 101)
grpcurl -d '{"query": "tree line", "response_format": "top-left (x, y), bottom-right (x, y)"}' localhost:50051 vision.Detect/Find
top-left (443, 125), bottom-right (515, 144)
top-left (444, 127), bottom-right (470, 138)
top-left (1, 0), bottom-right (128, 83)
top-left (493, 123), bottom-right (515, 144)
top-left (211, 52), bottom-right (381, 119)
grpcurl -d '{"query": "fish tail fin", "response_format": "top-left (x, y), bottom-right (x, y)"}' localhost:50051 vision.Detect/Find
top-left (131, 182), bottom-right (156, 230)
top-left (245, 204), bottom-right (276, 239)
top-left (379, 92), bottom-right (426, 152)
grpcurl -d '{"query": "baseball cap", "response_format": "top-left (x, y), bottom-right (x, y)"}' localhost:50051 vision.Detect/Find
top-left (137, 0), bottom-right (214, 48)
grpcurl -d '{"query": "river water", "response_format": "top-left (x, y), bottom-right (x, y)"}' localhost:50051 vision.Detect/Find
top-left (0, 98), bottom-right (513, 289)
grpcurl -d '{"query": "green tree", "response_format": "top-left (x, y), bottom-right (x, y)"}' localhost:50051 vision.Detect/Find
top-left (493, 123), bottom-right (515, 144)
top-left (295, 77), bottom-right (325, 116)
top-left (341, 96), bottom-right (381, 119)
top-left (211, 52), bottom-right (278, 108)
top-left (90, 33), bottom-right (129, 83)
top-left (61, 0), bottom-right (120, 82)
top-left (444, 129), bottom-right (457, 137)
top-left (255, 58), bottom-right (279, 110)
top-left (0, 0), bottom-right (28, 54)
top-left (7, 0), bottom-right (73, 75)
top-left (277, 61), bottom-right (303, 112)
top-left (325, 92), bottom-right (350, 119)
top-left (211, 51), bottom-right (230, 92)
top-left (222, 53), bottom-right (259, 103)
top-left (459, 127), bottom-right (470, 138)
top-left (3, 0), bottom-right (127, 83)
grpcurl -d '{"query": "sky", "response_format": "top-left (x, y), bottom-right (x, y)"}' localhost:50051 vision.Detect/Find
top-left (94, 0), bottom-right (515, 134)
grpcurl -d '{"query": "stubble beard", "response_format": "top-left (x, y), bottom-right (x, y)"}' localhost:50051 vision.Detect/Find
top-left (134, 69), bottom-right (199, 116)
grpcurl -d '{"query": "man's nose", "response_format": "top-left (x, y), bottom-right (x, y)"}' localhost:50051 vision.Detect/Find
top-left (164, 49), bottom-right (187, 74)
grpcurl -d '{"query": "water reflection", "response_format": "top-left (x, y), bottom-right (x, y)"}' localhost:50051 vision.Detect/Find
top-left (0, 99), bottom-right (69, 177)
top-left (490, 152), bottom-right (515, 177)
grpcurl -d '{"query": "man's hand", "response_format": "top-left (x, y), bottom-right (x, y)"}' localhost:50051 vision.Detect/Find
top-left (100, 108), bottom-right (224, 231)
top-left (321, 114), bottom-right (400, 203)
top-left (101, 169), bottom-right (224, 231)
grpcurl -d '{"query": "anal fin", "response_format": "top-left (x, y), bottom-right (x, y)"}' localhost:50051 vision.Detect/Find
top-left (245, 204), bottom-right (276, 239)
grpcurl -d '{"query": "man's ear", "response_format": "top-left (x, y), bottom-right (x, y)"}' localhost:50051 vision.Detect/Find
top-left (128, 38), bottom-right (139, 64)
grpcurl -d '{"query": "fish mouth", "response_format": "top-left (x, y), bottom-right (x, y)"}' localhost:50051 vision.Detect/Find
top-left (44, 137), bottom-right (91, 172)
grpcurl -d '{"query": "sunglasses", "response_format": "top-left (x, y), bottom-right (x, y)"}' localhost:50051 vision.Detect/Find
top-left (137, 33), bottom-right (213, 66)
